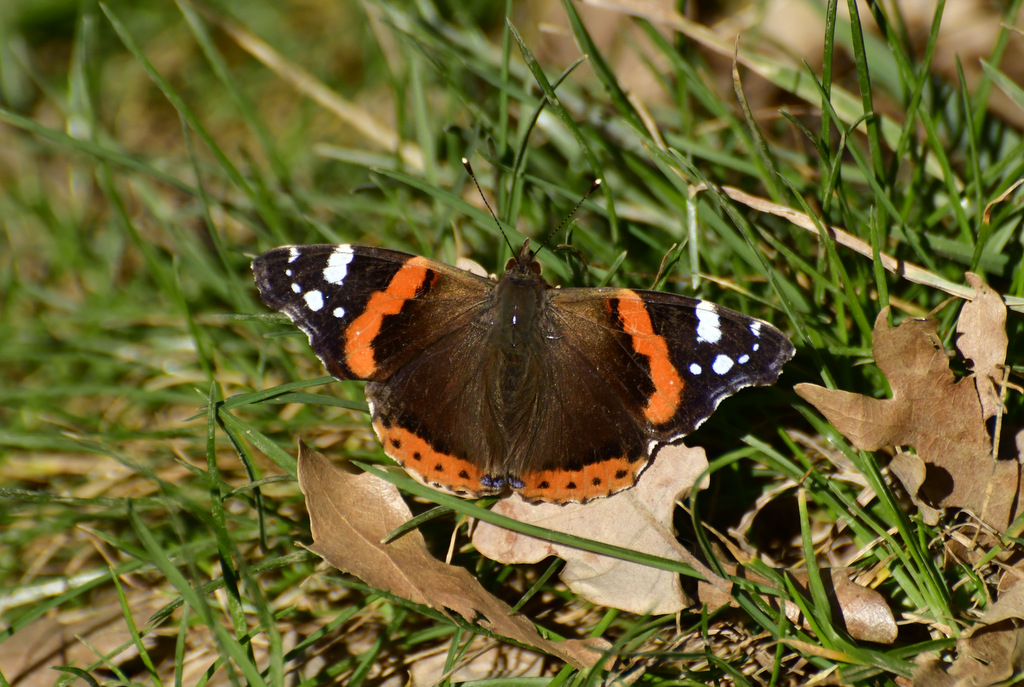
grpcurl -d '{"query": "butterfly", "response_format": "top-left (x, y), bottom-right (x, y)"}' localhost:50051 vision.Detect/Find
top-left (252, 236), bottom-right (794, 503)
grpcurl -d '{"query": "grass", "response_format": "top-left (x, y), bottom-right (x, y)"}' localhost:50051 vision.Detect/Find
top-left (1, 0), bottom-right (1023, 684)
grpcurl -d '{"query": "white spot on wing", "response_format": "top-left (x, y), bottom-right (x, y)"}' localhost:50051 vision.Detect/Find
top-left (333, 307), bottom-right (345, 318)
top-left (303, 290), bottom-right (324, 311)
top-left (291, 283), bottom-right (301, 293)
top-left (285, 269), bottom-right (293, 277)
top-left (323, 245), bottom-right (355, 285)
top-left (695, 301), bottom-right (722, 344)
top-left (712, 354), bottom-right (734, 375)
top-left (689, 363), bottom-right (702, 375)
top-left (750, 321), bottom-right (762, 337)
top-left (738, 354), bottom-right (750, 364)
top-left (288, 246), bottom-right (300, 263)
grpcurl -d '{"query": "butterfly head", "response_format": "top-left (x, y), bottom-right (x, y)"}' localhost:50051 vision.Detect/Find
top-left (504, 238), bottom-right (544, 279)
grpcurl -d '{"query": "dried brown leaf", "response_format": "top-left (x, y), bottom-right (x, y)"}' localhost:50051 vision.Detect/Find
top-left (472, 443), bottom-right (708, 615)
top-left (914, 622), bottom-right (1024, 686)
top-left (408, 637), bottom-right (548, 685)
top-left (0, 589), bottom-right (214, 685)
top-left (296, 443), bottom-right (604, 672)
top-left (889, 451), bottom-right (942, 525)
top-left (698, 566), bottom-right (897, 645)
top-left (795, 308), bottom-right (1022, 531)
top-left (1, 600), bottom-right (142, 683)
top-left (956, 272), bottom-right (1008, 421)
top-left (915, 579), bottom-right (1024, 684)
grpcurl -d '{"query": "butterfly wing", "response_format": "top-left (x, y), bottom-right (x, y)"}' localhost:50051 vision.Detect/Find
top-left (254, 245), bottom-right (795, 504)
top-left (626, 290), bottom-right (795, 437)
top-left (252, 244), bottom-right (493, 381)
top-left (253, 244), bottom-right (508, 496)
top-left (505, 287), bottom-right (794, 502)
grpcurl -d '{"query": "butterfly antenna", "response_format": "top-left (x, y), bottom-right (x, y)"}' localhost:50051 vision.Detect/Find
top-left (462, 158), bottom-right (517, 257)
top-left (542, 178), bottom-right (603, 250)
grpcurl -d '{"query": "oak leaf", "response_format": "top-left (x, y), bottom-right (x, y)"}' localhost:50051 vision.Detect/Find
top-left (796, 303), bottom-right (1021, 530)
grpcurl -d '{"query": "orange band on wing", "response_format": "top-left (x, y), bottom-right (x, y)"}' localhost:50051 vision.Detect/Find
top-left (613, 291), bottom-right (683, 425)
top-left (373, 420), bottom-right (496, 498)
top-left (346, 258), bottom-right (434, 378)
top-left (516, 455), bottom-right (643, 503)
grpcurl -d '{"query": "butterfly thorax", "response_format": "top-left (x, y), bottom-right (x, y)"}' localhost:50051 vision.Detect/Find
top-left (490, 264), bottom-right (551, 374)
top-left (477, 243), bottom-right (557, 469)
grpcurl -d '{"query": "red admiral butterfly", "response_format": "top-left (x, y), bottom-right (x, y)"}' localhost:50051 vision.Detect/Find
top-left (253, 237), bottom-right (794, 503)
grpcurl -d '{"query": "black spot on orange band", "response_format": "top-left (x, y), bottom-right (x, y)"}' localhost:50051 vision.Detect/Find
top-left (372, 419), bottom-right (499, 498)
top-left (516, 454), bottom-right (645, 503)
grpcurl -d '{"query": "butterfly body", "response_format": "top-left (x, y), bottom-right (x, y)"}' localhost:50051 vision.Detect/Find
top-left (253, 240), bottom-right (794, 503)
